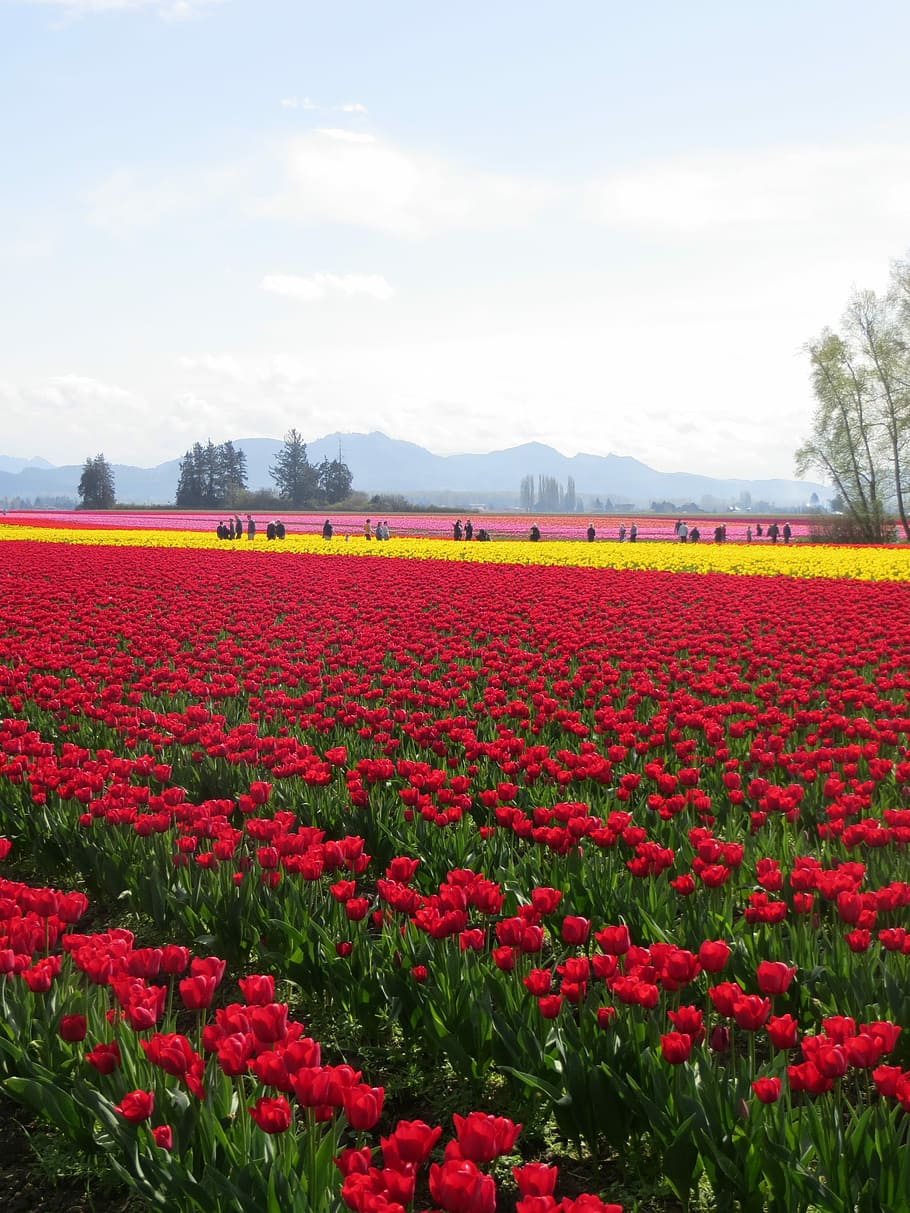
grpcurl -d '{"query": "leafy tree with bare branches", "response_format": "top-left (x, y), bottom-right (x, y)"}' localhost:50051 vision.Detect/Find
top-left (796, 256), bottom-right (910, 541)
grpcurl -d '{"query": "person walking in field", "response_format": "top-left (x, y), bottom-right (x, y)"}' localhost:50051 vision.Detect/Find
top-left (783, 522), bottom-right (792, 543)
top-left (464, 520), bottom-right (473, 540)
top-left (246, 514), bottom-right (256, 541)
top-left (629, 523), bottom-right (637, 542)
top-left (587, 524), bottom-right (595, 542)
top-left (453, 520), bottom-right (463, 541)
top-left (363, 519), bottom-right (372, 541)
top-left (322, 519), bottom-right (333, 540)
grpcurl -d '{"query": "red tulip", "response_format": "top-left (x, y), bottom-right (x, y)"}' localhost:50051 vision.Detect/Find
top-left (85, 1040), bottom-right (121, 1074)
top-left (451, 1112), bottom-right (520, 1162)
top-left (766, 1014), bottom-right (799, 1050)
top-left (115, 1089), bottom-right (154, 1123)
top-left (342, 1084), bottom-right (384, 1130)
top-left (248, 1096), bottom-right (292, 1134)
top-left (660, 1032), bottom-right (693, 1064)
top-left (561, 916), bottom-right (590, 946)
top-left (698, 940), bottom-right (731, 973)
top-left (152, 1125), bottom-right (173, 1151)
top-left (237, 974), bottom-right (275, 1005)
top-left (58, 1014), bottom-right (87, 1043)
top-left (428, 1158), bottom-right (496, 1213)
top-left (756, 961), bottom-right (796, 995)
top-left (380, 1119), bottom-right (442, 1168)
top-left (752, 1077), bottom-right (782, 1104)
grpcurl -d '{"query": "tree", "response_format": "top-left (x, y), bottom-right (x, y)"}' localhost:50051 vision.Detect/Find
top-left (316, 457), bottom-right (354, 504)
top-left (270, 428), bottom-right (319, 507)
top-left (519, 474), bottom-right (535, 512)
top-left (77, 454), bottom-right (115, 508)
top-left (219, 442), bottom-right (248, 504)
top-left (175, 443), bottom-right (205, 507)
top-left (796, 255), bottom-right (910, 542)
top-left (176, 440), bottom-right (249, 507)
top-left (536, 475), bottom-right (562, 511)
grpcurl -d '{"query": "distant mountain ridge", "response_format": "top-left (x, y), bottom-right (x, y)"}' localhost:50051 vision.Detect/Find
top-left (0, 432), bottom-right (827, 511)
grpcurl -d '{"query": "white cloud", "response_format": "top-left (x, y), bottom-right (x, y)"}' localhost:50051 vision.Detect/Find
top-left (179, 352), bottom-right (318, 393)
top-left (38, 374), bottom-right (140, 410)
top-left (587, 145), bottom-right (910, 236)
top-left (313, 128), bottom-right (377, 145)
top-left (271, 129), bottom-right (562, 236)
top-left (281, 96), bottom-right (318, 111)
top-left (0, 374), bottom-right (153, 464)
top-left (260, 272), bottom-right (395, 302)
top-left (339, 102), bottom-right (368, 115)
top-left (18, 0), bottom-right (221, 18)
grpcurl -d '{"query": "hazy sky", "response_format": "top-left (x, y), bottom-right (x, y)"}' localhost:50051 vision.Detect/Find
top-left (3, 1), bottom-right (910, 478)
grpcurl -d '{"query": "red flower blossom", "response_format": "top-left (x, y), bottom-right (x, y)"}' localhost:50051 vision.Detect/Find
top-left (115, 1089), bottom-right (154, 1124)
top-left (752, 1077), bottom-right (782, 1104)
top-left (248, 1096), bottom-right (292, 1134)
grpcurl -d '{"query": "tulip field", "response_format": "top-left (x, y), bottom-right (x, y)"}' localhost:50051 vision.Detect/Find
top-left (1, 516), bottom-right (910, 1212)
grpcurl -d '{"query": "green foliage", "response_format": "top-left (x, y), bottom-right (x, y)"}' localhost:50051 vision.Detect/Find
top-left (175, 440), bottom-right (248, 508)
top-left (270, 429), bottom-right (320, 508)
top-left (797, 254), bottom-right (910, 541)
top-left (77, 453), bottom-right (116, 509)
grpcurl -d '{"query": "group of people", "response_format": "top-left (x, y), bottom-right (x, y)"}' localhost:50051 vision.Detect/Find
top-left (583, 523), bottom-right (638, 542)
top-left (673, 520), bottom-right (699, 543)
top-left (215, 514), bottom-right (285, 541)
top-left (214, 514), bottom-right (796, 546)
top-left (451, 519), bottom-right (493, 540)
top-left (363, 519), bottom-right (391, 540)
top-left (746, 521), bottom-right (791, 543)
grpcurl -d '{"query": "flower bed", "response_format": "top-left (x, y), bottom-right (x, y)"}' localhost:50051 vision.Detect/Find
top-left (1, 534), bottom-right (910, 1209)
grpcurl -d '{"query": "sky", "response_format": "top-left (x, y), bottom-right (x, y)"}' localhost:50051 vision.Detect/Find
top-left (2, 1), bottom-right (910, 480)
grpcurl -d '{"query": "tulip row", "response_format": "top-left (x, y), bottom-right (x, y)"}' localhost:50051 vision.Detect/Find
top-left (2, 534), bottom-right (910, 1208)
top-left (6, 509), bottom-right (813, 544)
top-left (3, 520), bottom-right (908, 580)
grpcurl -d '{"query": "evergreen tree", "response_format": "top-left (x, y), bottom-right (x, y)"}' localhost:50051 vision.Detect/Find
top-left (317, 457), bottom-right (353, 504)
top-left (270, 428), bottom-right (319, 507)
top-left (220, 442), bottom-right (248, 504)
top-left (77, 454), bottom-right (116, 508)
top-left (175, 444), bottom-right (205, 507)
top-left (176, 440), bottom-right (249, 507)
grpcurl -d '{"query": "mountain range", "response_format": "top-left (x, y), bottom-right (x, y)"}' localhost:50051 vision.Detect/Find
top-left (0, 433), bottom-right (827, 511)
